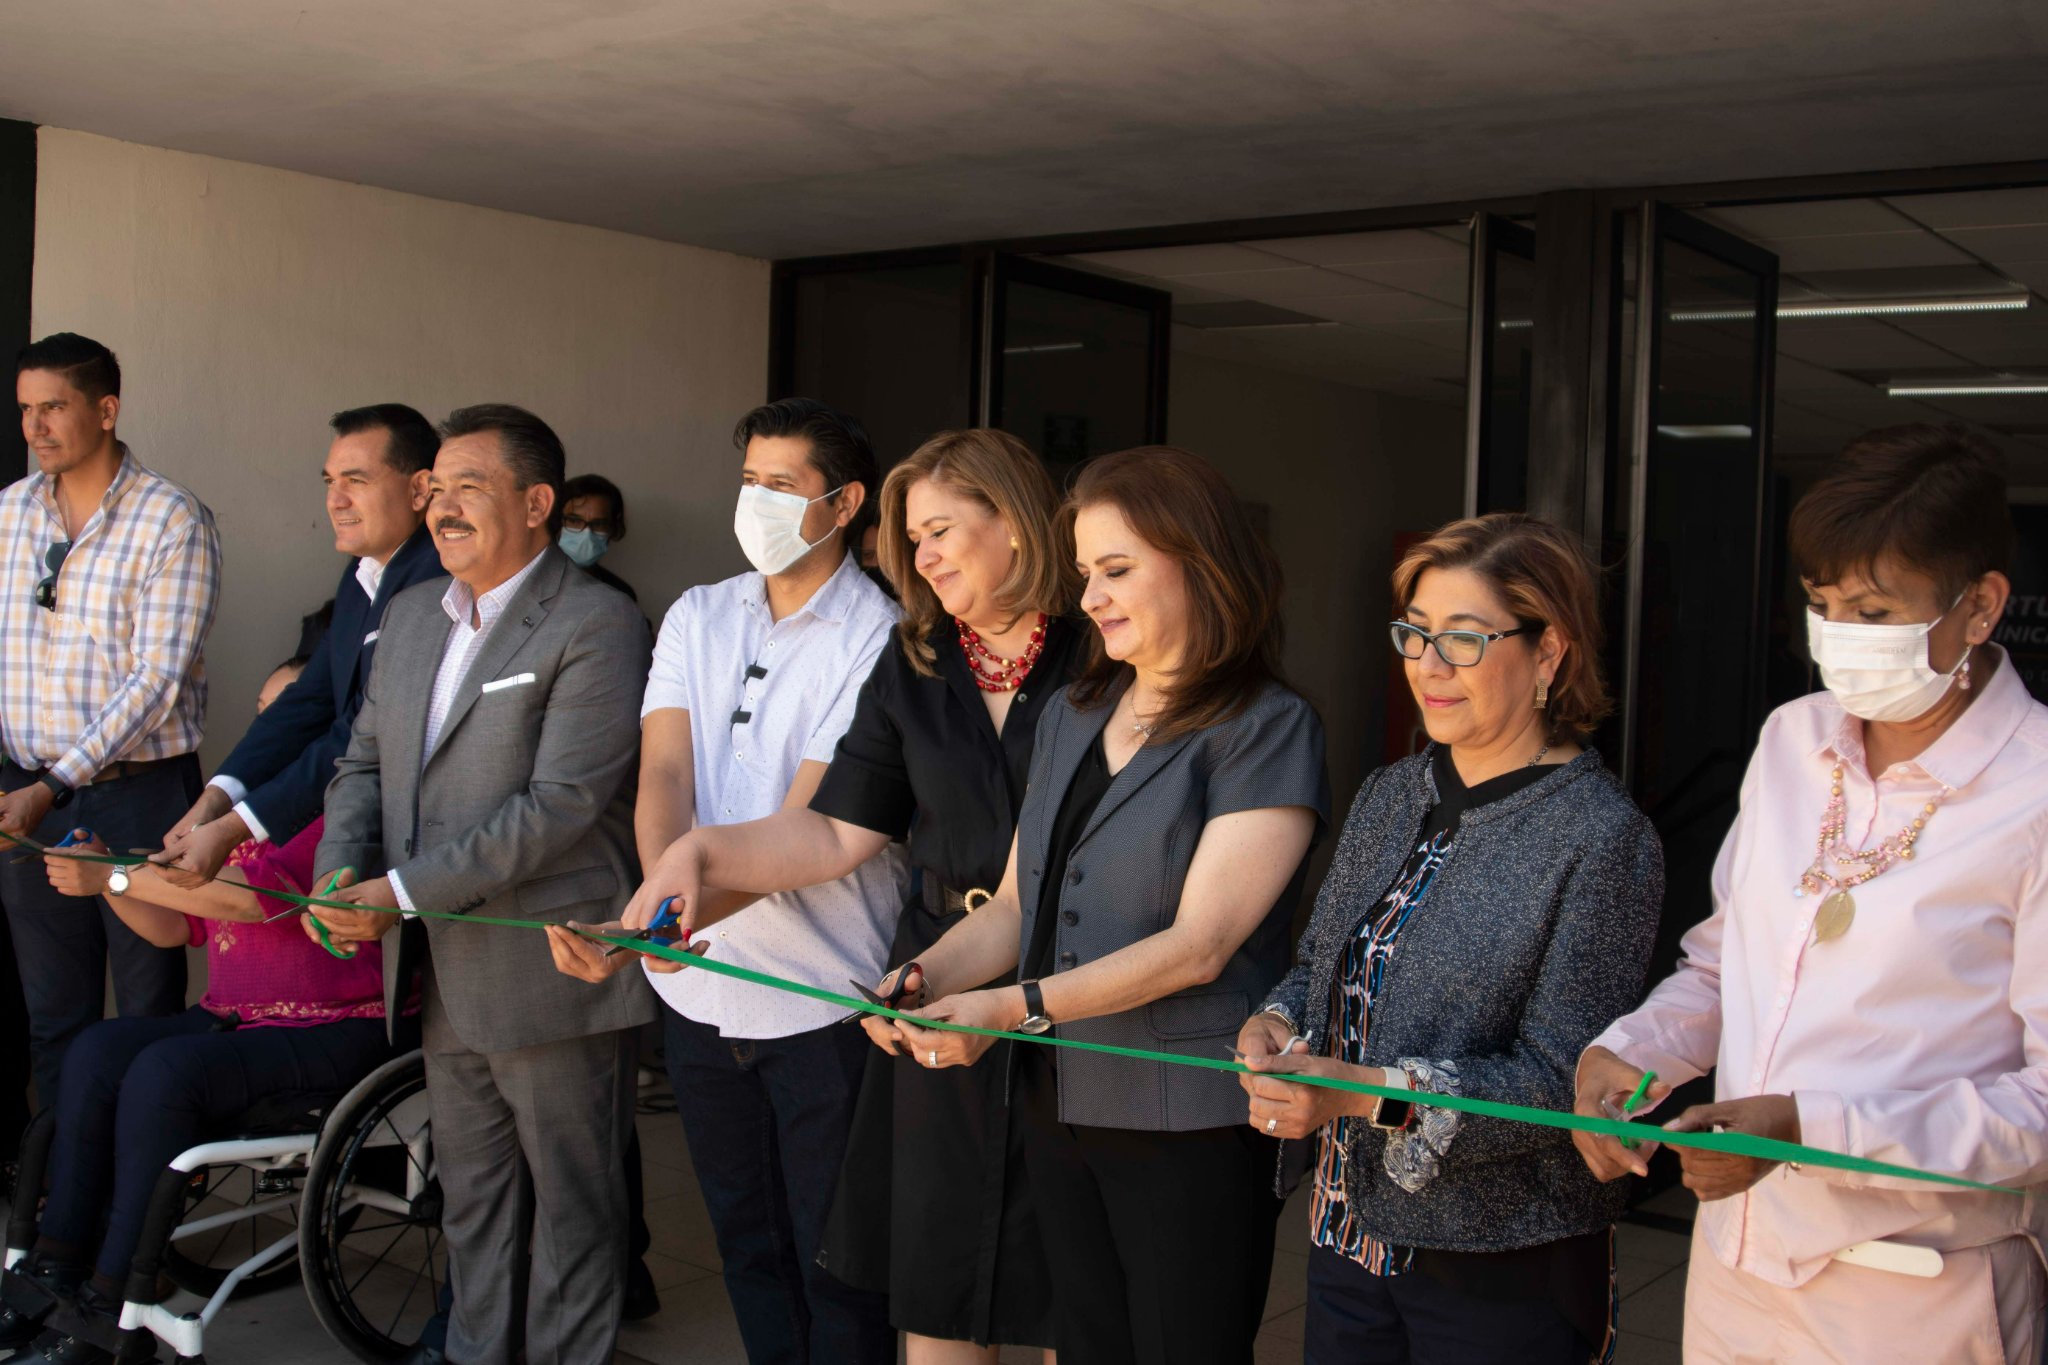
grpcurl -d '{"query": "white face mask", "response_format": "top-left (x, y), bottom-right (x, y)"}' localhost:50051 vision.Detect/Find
top-left (1805, 591), bottom-right (1968, 723)
top-left (733, 482), bottom-right (842, 577)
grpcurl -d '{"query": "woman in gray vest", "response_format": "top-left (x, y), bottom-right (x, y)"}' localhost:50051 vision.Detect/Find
top-left (1238, 513), bottom-right (1663, 1364)
top-left (892, 445), bottom-right (1330, 1365)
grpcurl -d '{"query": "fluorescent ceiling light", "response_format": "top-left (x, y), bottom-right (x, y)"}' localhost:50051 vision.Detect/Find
top-left (1671, 292), bottom-right (2029, 323)
top-left (1885, 380), bottom-right (2048, 397)
top-left (1656, 424), bottom-right (1754, 439)
top-left (1001, 341), bottom-right (1085, 354)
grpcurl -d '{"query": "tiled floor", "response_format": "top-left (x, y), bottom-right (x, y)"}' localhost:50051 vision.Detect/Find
top-left (4, 1106), bottom-right (1699, 1364)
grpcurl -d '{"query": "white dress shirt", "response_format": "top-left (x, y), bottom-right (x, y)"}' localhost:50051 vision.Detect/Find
top-left (209, 552), bottom-right (395, 843)
top-left (389, 549), bottom-right (550, 913)
top-left (640, 552), bottom-right (907, 1038)
top-left (1592, 649), bottom-right (2048, 1288)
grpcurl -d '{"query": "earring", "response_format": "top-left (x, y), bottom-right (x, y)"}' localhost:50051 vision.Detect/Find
top-left (1958, 654), bottom-right (1973, 692)
top-left (1535, 677), bottom-right (1550, 710)
top-left (1010, 537), bottom-right (1020, 551)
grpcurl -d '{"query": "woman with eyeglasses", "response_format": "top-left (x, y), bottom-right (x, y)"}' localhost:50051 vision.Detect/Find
top-left (1576, 424), bottom-right (2048, 1362)
top-left (1237, 512), bottom-right (1662, 1365)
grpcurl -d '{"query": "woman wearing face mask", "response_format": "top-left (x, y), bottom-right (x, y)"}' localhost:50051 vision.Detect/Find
top-left (615, 429), bottom-right (1078, 1362)
top-left (1576, 424), bottom-right (2048, 1363)
top-left (1236, 512), bottom-right (1661, 1365)
top-left (887, 446), bottom-right (1330, 1364)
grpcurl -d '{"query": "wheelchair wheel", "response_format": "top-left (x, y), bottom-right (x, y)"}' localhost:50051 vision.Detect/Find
top-left (160, 1158), bottom-right (304, 1298)
top-left (298, 1052), bottom-right (443, 1363)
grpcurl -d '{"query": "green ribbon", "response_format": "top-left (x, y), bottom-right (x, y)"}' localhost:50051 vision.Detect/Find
top-left (4, 826), bottom-right (2022, 1196)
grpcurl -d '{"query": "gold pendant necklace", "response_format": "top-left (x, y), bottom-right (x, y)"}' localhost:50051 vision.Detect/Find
top-left (1795, 761), bottom-right (1947, 943)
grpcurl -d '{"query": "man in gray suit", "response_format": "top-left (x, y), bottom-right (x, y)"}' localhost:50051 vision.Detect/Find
top-left (309, 403), bottom-right (654, 1365)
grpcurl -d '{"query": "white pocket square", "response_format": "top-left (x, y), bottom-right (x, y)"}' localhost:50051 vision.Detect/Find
top-left (362, 629), bottom-right (380, 645)
top-left (480, 672), bottom-right (537, 694)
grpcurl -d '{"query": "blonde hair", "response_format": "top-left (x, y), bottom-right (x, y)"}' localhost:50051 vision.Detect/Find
top-left (877, 429), bottom-right (1076, 675)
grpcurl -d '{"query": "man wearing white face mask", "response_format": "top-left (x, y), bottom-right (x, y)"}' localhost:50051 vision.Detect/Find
top-left (545, 397), bottom-right (906, 1364)
top-left (1573, 423), bottom-right (2048, 1363)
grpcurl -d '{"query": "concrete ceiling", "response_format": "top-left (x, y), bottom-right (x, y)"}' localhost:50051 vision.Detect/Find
top-left (3, 1), bottom-right (2045, 259)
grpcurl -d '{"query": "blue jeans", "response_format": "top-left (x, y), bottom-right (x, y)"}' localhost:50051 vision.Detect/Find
top-left (0, 757), bottom-right (198, 1108)
top-left (37, 1005), bottom-right (392, 1285)
top-left (1304, 1242), bottom-right (1591, 1365)
top-left (662, 1004), bottom-right (892, 1365)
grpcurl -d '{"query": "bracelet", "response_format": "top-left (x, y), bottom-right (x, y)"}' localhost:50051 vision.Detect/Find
top-left (1259, 1004), bottom-right (1302, 1037)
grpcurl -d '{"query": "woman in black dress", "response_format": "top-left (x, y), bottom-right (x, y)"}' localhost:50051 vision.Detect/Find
top-left (622, 428), bottom-right (1075, 1360)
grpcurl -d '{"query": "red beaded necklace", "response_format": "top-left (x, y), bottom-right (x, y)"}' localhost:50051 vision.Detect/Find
top-left (956, 613), bottom-right (1048, 693)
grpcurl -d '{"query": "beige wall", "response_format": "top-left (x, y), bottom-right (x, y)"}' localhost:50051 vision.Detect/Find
top-left (1170, 348), bottom-right (1465, 819)
top-left (30, 128), bottom-right (771, 771)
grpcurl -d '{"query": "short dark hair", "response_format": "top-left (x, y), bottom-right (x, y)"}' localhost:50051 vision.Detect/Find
top-left (439, 404), bottom-right (568, 536)
top-left (1789, 423), bottom-right (2013, 602)
top-left (331, 403), bottom-right (439, 477)
top-left (17, 332), bottom-right (121, 403)
top-left (562, 473), bottom-right (628, 540)
top-left (733, 398), bottom-right (879, 541)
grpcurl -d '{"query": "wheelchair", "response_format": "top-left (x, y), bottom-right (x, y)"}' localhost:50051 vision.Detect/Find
top-left (4, 1049), bottom-right (440, 1364)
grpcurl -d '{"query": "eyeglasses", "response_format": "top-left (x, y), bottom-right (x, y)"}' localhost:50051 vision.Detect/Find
top-left (1388, 620), bottom-right (1536, 668)
top-left (562, 513), bottom-right (616, 535)
top-left (34, 541), bottom-right (72, 612)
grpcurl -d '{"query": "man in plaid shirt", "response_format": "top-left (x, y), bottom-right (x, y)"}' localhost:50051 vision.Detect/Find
top-left (1, 333), bottom-right (222, 1111)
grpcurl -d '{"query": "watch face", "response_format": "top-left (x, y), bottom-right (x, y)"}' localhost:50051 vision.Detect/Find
top-left (1018, 1016), bottom-right (1054, 1036)
top-left (107, 868), bottom-right (130, 895)
top-left (1369, 1097), bottom-right (1415, 1132)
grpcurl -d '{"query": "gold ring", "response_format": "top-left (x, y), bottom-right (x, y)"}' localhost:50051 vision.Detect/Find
top-left (962, 888), bottom-right (993, 912)
top-left (1266, 1117), bottom-right (1277, 1134)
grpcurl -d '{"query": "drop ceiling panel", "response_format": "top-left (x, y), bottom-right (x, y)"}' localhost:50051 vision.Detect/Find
top-left (1326, 259), bottom-right (1470, 306)
top-left (1898, 312), bottom-right (2048, 367)
top-left (1941, 225), bottom-right (2048, 265)
top-left (1883, 188), bottom-right (2048, 230)
top-left (1700, 200), bottom-right (1912, 240)
top-left (1242, 229), bottom-right (1470, 267)
top-left (1767, 231), bottom-right (1975, 272)
top-left (1063, 244), bottom-right (1290, 278)
top-left (1773, 355), bottom-right (1875, 393)
top-left (1773, 320), bottom-right (1966, 370)
top-left (1171, 266), bottom-right (1388, 304)
top-left (1313, 292), bottom-right (1466, 325)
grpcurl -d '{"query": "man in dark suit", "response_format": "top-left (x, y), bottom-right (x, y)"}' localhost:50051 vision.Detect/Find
top-left (310, 404), bottom-right (654, 1365)
top-left (156, 404), bottom-right (444, 877)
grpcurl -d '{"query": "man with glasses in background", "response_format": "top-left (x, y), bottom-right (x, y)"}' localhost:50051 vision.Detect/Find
top-left (0, 333), bottom-right (222, 1113)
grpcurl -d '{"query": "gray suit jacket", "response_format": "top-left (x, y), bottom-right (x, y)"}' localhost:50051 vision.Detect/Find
top-left (1015, 680), bottom-right (1329, 1131)
top-left (316, 546), bottom-right (655, 1053)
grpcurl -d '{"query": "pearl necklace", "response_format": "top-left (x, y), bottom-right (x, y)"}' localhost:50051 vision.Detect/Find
top-left (1794, 761), bottom-right (1948, 942)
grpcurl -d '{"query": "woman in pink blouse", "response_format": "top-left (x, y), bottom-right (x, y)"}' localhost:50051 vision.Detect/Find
top-left (0, 812), bottom-right (397, 1363)
top-left (1574, 423), bottom-right (2048, 1363)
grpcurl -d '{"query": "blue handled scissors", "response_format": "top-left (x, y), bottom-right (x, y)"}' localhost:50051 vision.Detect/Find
top-left (601, 896), bottom-right (694, 958)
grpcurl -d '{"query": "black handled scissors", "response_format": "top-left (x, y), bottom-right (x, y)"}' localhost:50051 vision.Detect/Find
top-left (848, 960), bottom-right (925, 1011)
top-left (601, 896), bottom-right (692, 958)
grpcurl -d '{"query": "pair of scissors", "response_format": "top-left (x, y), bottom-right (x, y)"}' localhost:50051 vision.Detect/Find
top-left (601, 896), bottom-right (695, 958)
top-left (848, 960), bottom-right (924, 1012)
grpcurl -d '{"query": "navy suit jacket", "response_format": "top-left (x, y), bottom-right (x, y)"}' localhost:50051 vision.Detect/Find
top-left (217, 523), bottom-right (446, 842)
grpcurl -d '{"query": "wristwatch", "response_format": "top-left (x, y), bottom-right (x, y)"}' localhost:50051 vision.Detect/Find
top-left (1368, 1065), bottom-right (1416, 1133)
top-left (35, 771), bottom-right (74, 810)
top-left (107, 865), bottom-right (131, 896)
top-left (1017, 980), bottom-right (1054, 1035)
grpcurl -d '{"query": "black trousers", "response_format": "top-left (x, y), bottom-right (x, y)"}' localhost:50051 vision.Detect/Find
top-left (0, 757), bottom-right (198, 1109)
top-left (1013, 1049), bottom-right (1281, 1365)
top-left (1303, 1242), bottom-right (1597, 1365)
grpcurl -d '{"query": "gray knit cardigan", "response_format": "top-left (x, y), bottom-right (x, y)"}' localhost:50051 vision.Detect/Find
top-left (1260, 746), bottom-right (1663, 1253)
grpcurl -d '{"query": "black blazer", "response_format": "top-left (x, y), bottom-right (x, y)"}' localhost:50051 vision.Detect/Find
top-left (216, 524), bottom-right (445, 842)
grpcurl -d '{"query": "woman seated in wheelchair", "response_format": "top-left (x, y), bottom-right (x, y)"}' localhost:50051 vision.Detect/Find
top-left (1, 660), bottom-right (400, 1365)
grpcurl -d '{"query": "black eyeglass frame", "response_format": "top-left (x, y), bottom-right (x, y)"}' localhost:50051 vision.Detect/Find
top-left (33, 540), bottom-right (72, 612)
top-left (1388, 619), bottom-right (1538, 668)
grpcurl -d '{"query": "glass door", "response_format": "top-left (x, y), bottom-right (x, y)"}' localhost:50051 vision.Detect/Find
top-left (1616, 202), bottom-right (1778, 967)
top-left (981, 255), bottom-right (1171, 486)
top-left (1464, 214), bottom-right (1538, 515)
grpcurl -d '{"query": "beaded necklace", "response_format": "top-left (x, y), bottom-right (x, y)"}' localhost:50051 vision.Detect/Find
top-left (1794, 760), bottom-right (1950, 942)
top-left (956, 613), bottom-right (1048, 693)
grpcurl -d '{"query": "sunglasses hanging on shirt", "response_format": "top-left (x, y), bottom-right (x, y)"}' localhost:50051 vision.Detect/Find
top-left (34, 540), bottom-right (72, 611)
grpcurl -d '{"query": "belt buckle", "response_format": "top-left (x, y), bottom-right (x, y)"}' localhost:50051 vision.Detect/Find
top-left (961, 887), bottom-right (993, 913)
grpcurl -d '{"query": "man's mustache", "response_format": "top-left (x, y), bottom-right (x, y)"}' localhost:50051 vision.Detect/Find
top-left (436, 518), bottom-right (477, 535)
